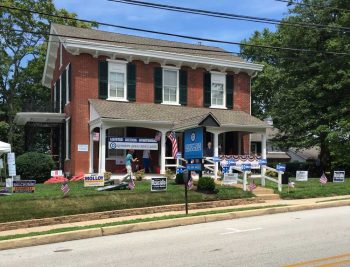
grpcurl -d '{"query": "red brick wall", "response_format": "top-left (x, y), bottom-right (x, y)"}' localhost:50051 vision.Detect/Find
top-left (50, 49), bottom-right (252, 175)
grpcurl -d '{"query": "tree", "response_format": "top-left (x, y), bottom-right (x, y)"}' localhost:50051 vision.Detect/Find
top-left (241, 0), bottom-right (350, 171)
top-left (0, 0), bottom-right (96, 153)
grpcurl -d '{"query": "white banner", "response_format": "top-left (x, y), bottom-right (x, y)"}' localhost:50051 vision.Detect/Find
top-left (8, 164), bottom-right (16, 177)
top-left (7, 153), bottom-right (15, 165)
top-left (51, 170), bottom-right (63, 177)
top-left (109, 142), bottom-right (158, 150)
top-left (6, 178), bottom-right (13, 188)
top-left (296, 171), bottom-right (308, 181)
top-left (223, 173), bottom-right (238, 185)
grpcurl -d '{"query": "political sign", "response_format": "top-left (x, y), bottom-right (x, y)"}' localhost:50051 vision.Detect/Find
top-left (223, 173), bottom-right (238, 185)
top-left (184, 127), bottom-right (203, 159)
top-left (13, 180), bottom-right (36, 193)
top-left (296, 171), bottom-right (308, 182)
top-left (333, 171), bottom-right (345, 183)
top-left (51, 170), bottom-right (63, 177)
top-left (84, 174), bottom-right (104, 187)
top-left (151, 177), bottom-right (167, 191)
top-left (276, 164), bottom-right (286, 172)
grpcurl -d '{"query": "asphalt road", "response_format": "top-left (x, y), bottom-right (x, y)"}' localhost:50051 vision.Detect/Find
top-left (1, 206), bottom-right (350, 267)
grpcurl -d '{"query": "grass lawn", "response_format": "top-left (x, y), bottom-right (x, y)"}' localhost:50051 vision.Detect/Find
top-left (0, 181), bottom-right (253, 223)
top-left (254, 177), bottom-right (350, 199)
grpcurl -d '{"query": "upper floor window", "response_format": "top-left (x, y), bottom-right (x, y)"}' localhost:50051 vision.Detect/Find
top-left (163, 67), bottom-right (179, 104)
top-left (210, 72), bottom-right (226, 108)
top-left (108, 61), bottom-right (127, 101)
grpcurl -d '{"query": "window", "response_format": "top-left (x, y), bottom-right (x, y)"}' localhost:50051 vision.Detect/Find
top-left (107, 128), bottom-right (125, 160)
top-left (163, 68), bottom-right (179, 104)
top-left (211, 73), bottom-right (225, 108)
top-left (108, 61), bottom-right (127, 101)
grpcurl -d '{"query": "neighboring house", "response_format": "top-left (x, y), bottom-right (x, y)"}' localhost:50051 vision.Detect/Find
top-left (15, 24), bottom-right (269, 176)
top-left (250, 119), bottom-right (319, 163)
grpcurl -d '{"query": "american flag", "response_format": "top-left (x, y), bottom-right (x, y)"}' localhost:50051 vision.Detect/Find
top-left (167, 131), bottom-right (178, 159)
top-left (288, 181), bottom-right (295, 188)
top-left (187, 177), bottom-right (193, 190)
top-left (61, 182), bottom-right (70, 195)
top-left (320, 173), bottom-right (328, 184)
top-left (249, 182), bottom-right (257, 191)
top-left (128, 179), bottom-right (135, 190)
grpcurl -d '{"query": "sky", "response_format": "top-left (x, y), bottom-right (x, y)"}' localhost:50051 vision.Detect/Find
top-left (54, 0), bottom-right (290, 53)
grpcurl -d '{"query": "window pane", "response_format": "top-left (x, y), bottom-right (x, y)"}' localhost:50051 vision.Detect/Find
top-left (164, 70), bottom-right (177, 86)
top-left (110, 72), bottom-right (125, 99)
top-left (211, 82), bottom-right (224, 106)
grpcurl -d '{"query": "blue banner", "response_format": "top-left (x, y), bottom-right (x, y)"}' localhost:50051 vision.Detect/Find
top-left (276, 164), bottom-right (286, 172)
top-left (187, 163), bottom-right (202, 171)
top-left (184, 127), bottom-right (203, 159)
top-left (241, 164), bottom-right (252, 171)
top-left (213, 156), bottom-right (221, 162)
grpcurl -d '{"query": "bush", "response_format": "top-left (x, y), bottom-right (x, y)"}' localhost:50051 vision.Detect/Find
top-left (16, 152), bottom-right (55, 183)
top-left (197, 176), bottom-right (216, 193)
top-left (175, 173), bottom-right (184, 184)
top-left (267, 161), bottom-right (322, 178)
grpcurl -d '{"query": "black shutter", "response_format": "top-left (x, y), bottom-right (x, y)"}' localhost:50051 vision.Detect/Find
top-left (154, 67), bottom-right (163, 103)
top-left (179, 69), bottom-right (188, 105)
top-left (68, 64), bottom-right (72, 102)
top-left (127, 62), bottom-right (136, 101)
top-left (61, 123), bottom-right (66, 167)
top-left (55, 80), bottom-right (60, 112)
top-left (226, 74), bottom-right (234, 109)
top-left (98, 61), bottom-right (108, 99)
top-left (203, 72), bottom-right (211, 107)
top-left (61, 70), bottom-right (67, 110)
top-left (68, 119), bottom-right (71, 159)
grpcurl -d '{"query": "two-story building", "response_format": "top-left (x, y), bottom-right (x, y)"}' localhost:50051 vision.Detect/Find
top-left (15, 23), bottom-right (270, 176)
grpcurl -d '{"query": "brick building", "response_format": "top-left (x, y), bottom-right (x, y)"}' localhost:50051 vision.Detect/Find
top-left (15, 24), bottom-right (270, 176)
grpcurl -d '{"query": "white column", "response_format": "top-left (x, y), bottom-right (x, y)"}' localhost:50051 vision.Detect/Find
top-left (99, 125), bottom-right (106, 173)
top-left (89, 130), bottom-right (94, 173)
top-left (237, 132), bottom-right (242, 155)
top-left (160, 130), bottom-right (167, 174)
top-left (213, 132), bottom-right (219, 179)
top-left (261, 132), bottom-right (267, 186)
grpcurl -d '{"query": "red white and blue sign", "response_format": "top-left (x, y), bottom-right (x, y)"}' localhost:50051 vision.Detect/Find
top-left (276, 164), bottom-right (286, 172)
top-left (241, 164), bottom-right (252, 171)
top-left (184, 127), bottom-right (203, 159)
top-left (259, 159), bottom-right (267, 166)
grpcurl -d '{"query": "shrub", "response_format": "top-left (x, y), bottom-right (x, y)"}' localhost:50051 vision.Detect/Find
top-left (175, 173), bottom-right (184, 184)
top-left (197, 176), bottom-right (216, 193)
top-left (16, 152), bottom-right (55, 183)
top-left (165, 168), bottom-right (175, 180)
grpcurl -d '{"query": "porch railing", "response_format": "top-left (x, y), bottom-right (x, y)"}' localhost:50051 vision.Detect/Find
top-left (164, 156), bottom-right (187, 169)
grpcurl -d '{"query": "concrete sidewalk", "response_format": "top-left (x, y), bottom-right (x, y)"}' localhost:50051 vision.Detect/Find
top-left (1, 194), bottom-right (349, 238)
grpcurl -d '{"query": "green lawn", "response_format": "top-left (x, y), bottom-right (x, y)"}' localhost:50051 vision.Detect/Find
top-left (0, 181), bottom-right (253, 223)
top-left (255, 178), bottom-right (350, 199)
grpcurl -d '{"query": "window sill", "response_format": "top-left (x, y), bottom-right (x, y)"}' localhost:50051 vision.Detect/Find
top-left (106, 98), bottom-right (129, 102)
top-left (209, 106), bottom-right (227, 110)
top-left (161, 102), bottom-right (181, 106)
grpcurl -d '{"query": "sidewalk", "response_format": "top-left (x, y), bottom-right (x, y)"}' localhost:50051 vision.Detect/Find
top-left (1, 194), bottom-right (349, 238)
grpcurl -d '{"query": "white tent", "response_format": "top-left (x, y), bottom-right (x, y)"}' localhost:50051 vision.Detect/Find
top-left (0, 141), bottom-right (11, 156)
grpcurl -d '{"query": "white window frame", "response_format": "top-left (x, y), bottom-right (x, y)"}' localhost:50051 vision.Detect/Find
top-left (53, 83), bottom-right (56, 111)
top-left (65, 117), bottom-right (70, 160)
top-left (106, 127), bottom-right (126, 160)
top-left (107, 59), bottom-right (128, 102)
top-left (66, 64), bottom-right (70, 105)
top-left (60, 43), bottom-right (63, 69)
top-left (210, 71), bottom-right (226, 109)
top-left (162, 66), bottom-right (180, 105)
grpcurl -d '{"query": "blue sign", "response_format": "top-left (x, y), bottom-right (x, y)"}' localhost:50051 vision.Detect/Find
top-left (276, 164), bottom-right (286, 172)
top-left (222, 166), bottom-right (230, 174)
top-left (259, 159), bottom-right (267, 166)
top-left (184, 127), bottom-right (204, 159)
top-left (213, 156), bottom-right (221, 162)
top-left (241, 164), bottom-right (252, 171)
top-left (176, 152), bottom-right (182, 159)
top-left (227, 159), bottom-right (236, 166)
top-left (187, 163), bottom-right (202, 171)
top-left (176, 166), bottom-right (186, 174)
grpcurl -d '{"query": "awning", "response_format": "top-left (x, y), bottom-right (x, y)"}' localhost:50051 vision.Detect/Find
top-left (0, 141), bottom-right (11, 156)
top-left (14, 112), bottom-right (66, 126)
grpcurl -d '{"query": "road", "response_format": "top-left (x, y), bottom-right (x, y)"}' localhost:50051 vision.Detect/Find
top-left (1, 206), bottom-right (350, 267)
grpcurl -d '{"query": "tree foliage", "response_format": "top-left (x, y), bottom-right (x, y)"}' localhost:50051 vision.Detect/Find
top-left (241, 0), bottom-right (350, 171)
top-left (0, 0), bottom-right (96, 154)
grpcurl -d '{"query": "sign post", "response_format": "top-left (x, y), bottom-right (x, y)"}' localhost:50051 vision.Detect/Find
top-left (183, 169), bottom-right (189, 215)
top-left (7, 153), bottom-right (16, 193)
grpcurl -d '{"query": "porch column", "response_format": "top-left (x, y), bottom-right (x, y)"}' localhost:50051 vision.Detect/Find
top-left (160, 130), bottom-right (167, 174)
top-left (237, 132), bottom-right (242, 154)
top-left (99, 125), bottom-right (106, 173)
top-left (89, 130), bottom-right (93, 173)
top-left (213, 132), bottom-right (219, 179)
top-left (261, 132), bottom-right (267, 186)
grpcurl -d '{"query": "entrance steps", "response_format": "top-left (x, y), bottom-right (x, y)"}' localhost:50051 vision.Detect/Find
top-left (232, 183), bottom-right (280, 200)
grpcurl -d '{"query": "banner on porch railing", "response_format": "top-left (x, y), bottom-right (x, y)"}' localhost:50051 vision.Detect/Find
top-left (219, 155), bottom-right (265, 170)
top-left (108, 137), bottom-right (158, 150)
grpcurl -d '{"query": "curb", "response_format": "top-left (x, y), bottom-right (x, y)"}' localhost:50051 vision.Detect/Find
top-left (1, 200), bottom-right (349, 251)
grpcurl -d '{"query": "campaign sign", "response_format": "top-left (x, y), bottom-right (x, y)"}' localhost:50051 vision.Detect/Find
top-left (333, 171), bottom-right (345, 183)
top-left (151, 177), bottom-right (167, 192)
top-left (187, 163), bottom-right (202, 171)
top-left (176, 152), bottom-right (182, 159)
top-left (13, 180), bottom-right (36, 193)
top-left (213, 156), bottom-right (221, 162)
top-left (223, 173), bottom-right (238, 185)
top-left (7, 153), bottom-right (15, 165)
top-left (8, 164), bottom-right (16, 176)
top-left (84, 174), bottom-right (104, 187)
top-left (108, 137), bottom-right (158, 150)
top-left (276, 164), bottom-right (286, 172)
top-left (51, 170), bottom-right (63, 177)
top-left (222, 166), bottom-right (230, 174)
top-left (241, 164), bottom-right (251, 171)
top-left (296, 171), bottom-right (308, 182)
top-left (227, 159), bottom-right (236, 166)
top-left (176, 167), bottom-right (185, 174)
top-left (5, 178), bottom-right (12, 188)
top-left (259, 159), bottom-right (267, 166)
top-left (184, 127), bottom-right (203, 159)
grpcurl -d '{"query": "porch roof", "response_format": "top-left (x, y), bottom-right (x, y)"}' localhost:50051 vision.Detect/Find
top-left (89, 99), bottom-right (270, 132)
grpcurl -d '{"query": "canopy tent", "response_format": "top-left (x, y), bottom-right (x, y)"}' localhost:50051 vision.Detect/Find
top-left (0, 141), bottom-right (11, 156)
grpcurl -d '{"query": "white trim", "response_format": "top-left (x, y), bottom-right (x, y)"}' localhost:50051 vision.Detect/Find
top-left (66, 64), bottom-right (70, 105)
top-left (65, 117), bottom-right (70, 160)
top-left (107, 61), bottom-right (127, 101)
top-left (60, 43), bottom-right (63, 69)
top-left (161, 65), bottom-right (180, 70)
top-left (209, 106), bottom-right (227, 110)
top-left (162, 67), bottom-right (179, 105)
top-left (107, 59), bottom-right (128, 64)
top-left (210, 72), bottom-right (226, 109)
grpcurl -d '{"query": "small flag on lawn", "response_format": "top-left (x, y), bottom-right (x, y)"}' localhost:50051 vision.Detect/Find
top-left (249, 182), bottom-right (257, 191)
top-left (320, 173), bottom-right (328, 184)
top-left (187, 177), bottom-right (193, 190)
top-left (61, 182), bottom-right (70, 196)
top-left (288, 181), bottom-right (295, 188)
top-left (128, 179), bottom-right (135, 190)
